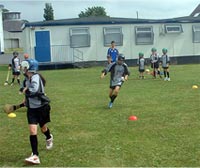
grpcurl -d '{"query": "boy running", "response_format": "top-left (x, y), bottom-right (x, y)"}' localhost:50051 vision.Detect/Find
top-left (101, 54), bottom-right (130, 108)
top-left (160, 48), bottom-right (170, 81)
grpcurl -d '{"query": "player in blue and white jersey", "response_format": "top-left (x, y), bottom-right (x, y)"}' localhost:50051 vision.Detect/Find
top-left (107, 41), bottom-right (119, 62)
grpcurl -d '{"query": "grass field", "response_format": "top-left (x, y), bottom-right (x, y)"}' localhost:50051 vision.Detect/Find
top-left (0, 64), bottom-right (200, 167)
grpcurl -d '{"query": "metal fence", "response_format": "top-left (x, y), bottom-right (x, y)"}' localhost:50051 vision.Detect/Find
top-left (51, 45), bottom-right (84, 63)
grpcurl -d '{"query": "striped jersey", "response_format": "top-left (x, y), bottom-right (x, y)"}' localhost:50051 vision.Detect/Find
top-left (150, 54), bottom-right (159, 63)
top-left (160, 54), bottom-right (170, 68)
top-left (137, 57), bottom-right (145, 70)
top-left (11, 57), bottom-right (20, 72)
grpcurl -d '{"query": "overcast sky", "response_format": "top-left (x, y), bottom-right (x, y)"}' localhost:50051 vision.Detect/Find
top-left (0, 0), bottom-right (199, 22)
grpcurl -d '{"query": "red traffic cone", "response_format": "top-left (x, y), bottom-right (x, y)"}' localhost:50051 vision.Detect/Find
top-left (129, 115), bottom-right (138, 121)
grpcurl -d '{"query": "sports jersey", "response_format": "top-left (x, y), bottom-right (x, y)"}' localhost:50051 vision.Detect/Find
top-left (161, 54), bottom-right (170, 68)
top-left (11, 57), bottom-right (20, 73)
top-left (107, 48), bottom-right (119, 62)
top-left (104, 62), bottom-right (130, 87)
top-left (137, 58), bottom-right (145, 70)
top-left (25, 74), bottom-right (45, 109)
top-left (150, 54), bottom-right (159, 63)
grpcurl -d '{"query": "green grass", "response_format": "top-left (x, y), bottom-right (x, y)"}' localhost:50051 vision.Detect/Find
top-left (0, 64), bottom-right (200, 167)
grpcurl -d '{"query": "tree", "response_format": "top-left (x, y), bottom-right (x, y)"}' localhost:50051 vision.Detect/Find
top-left (78, 6), bottom-right (108, 18)
top-left (43, 3), bottom-right (54, 21)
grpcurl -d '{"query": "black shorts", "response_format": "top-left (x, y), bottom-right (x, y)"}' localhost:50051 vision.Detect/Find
top-left (139, 69), bottom-right (145, 72)
top-left (27, 104), bottom-right (51, 127)
top-left (163, 67), bottom-right (169, 70)
top-left (151, 63), bottom-right (159, 69)
top-left (110, 85), bottom-right (122, 90)
top-left (12, 71), bottom-right (20, 76)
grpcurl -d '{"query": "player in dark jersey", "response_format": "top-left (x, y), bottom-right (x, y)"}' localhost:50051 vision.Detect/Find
top-left (101, 54), bottom-right (130, 108)
top-left (21, 59), bottom-right (53, 165)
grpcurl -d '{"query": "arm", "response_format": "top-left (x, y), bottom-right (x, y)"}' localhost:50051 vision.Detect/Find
top-left (24, 74), bottom-right (40, 97)
top-left (100, 63), bottom-right (115, 79)
top-left (123, 64), bottom-right (130, 81)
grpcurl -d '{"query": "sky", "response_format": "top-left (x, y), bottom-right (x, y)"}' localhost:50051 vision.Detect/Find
top-left (0, 0), bottom-right (199, 22)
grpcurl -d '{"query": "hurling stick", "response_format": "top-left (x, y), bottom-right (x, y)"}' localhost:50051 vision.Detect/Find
top-left (4, 69), bottom-right (10, 85)
top-left (3, 103), bottom-right (24, 114)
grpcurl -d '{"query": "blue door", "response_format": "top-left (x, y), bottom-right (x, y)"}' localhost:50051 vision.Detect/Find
top-left (35, 31), bottom-right (51, 62)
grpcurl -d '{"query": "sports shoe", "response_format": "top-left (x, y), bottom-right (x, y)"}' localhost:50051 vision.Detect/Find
top-left (25, 154), bottom-right (40, 164)
top-left (108, 102), bottom-right (113, 108)
top-left (46, 134), bottom-right (53, 150)
top-left (167, 78), bottom-right (171, 81)
top-left (164, 77), bottom-right (168, 81)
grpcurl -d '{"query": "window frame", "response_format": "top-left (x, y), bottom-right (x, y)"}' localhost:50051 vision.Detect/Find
top-left (165, 24), bottom-right (183, 33)
top-left (135, 26), bottom-right (154, 45)
top-left (192, 25), bottom-right (200, 43)
top-left (69, 27), bottom-right (90, 48)
top-left (103, 27), bottom-right (123, 46)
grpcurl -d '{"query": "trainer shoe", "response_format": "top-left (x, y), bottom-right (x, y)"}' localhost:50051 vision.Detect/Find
top-left (167, 78), bottom-right (171, 81)
top-left (108, 102), bottom-right (113, 109)
top-left (46, 134), bottom-right (53, 150)
top-left (25, 154), bottom-right (40, 164)
top-left (164, 77), bottom-right (168, 81)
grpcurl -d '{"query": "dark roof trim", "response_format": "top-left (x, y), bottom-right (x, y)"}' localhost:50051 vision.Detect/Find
top-left (25, 17), bottom-right (200, 28)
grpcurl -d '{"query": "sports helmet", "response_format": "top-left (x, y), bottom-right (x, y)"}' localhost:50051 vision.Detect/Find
top-left (162, 48), bottom-right (168, 53)
top-left (21, 58), bottom-right (38, 73)
top-left (13, 51), bottom-right (19, 56)
top-left (118, 54), bottom-right (125, 61)
top-left (151, 48), bottom-right (157, 52)
top-left (139, 52), bottom-right (144, 57)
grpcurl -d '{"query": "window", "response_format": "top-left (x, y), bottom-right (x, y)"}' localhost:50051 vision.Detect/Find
top-left (11, 39), bottom-right (19, 48)
top-left (5, 39), bottom-right (19, 48)
top-left (103, 27), bottom-right (123, 46)
top-left (70, 27), bottom-right (90, 48)
top-left (193, 25), bottom-right (200, 43)
top-left (135, 26), bottom-right (154, 45)
top-left (165, 24), bottom-right (183, 33)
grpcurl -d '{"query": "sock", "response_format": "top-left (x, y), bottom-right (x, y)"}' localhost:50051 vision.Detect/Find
top-left (11, 78), bottom-right (15, 83)
top-left (164, 71), bottom-right (166, 77)
top-left (157, 70), bottom-right (160, 75)
top-left (43, 128), bottom-right (51, 140)
top-left (30, 135), bottom-right (39, 156)
top-left (167, 72), bottom-right (170, 78)
top-left (13, 105), bottom-right (16, 110)
top-left (153, 71), bottom-right (156, 77)
top-left (13, 103), bottom-right (25, 110)
top-left (20, 103), bottom-right (25, 107)
top-left (17, 79), bottom-right (20, 85)
top-left (110, 95), bottom-right (117, 103)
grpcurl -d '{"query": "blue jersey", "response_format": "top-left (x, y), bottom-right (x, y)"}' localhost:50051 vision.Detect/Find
top-left (107, 48), bottom-right (119, 62)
